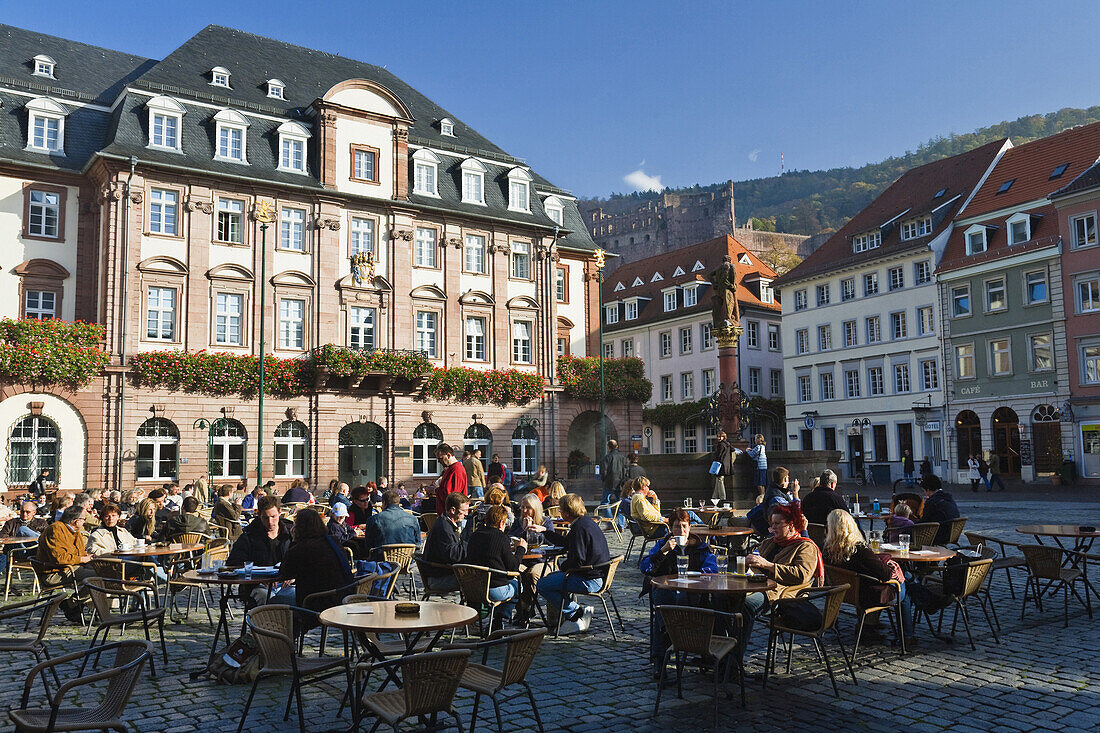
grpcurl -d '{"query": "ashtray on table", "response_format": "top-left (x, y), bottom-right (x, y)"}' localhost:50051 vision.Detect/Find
top-left (394, 602), bottom-right (421, 616)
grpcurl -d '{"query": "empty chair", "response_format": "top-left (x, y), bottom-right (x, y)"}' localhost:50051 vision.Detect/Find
top-left (654, 605), bottom-right (743, 722)
top-left (943, 557), bottom-right (999, 650)
top-left (593, 502), bottom-right (623, 542)
top-left (1020, 545), bottom-right (1093, 628)
top-left (3, 538), bottom-right (39, 601)
top-left (0, 593), bottom-right (66, 670)
top-left (946, 517), bottom-right (969, 547)
top-left (447, 629), bottom-right (547, 733)
top-left (964, 531), bottom-right (1026, 598)
top-left (763, 585), bottom-right (856, 698)
top-left (356, 649), bottom-right (470, 733)
top-left (82, 577), bottom-right (168, 677)
top-left (905, 522), bottom-right (939, 549)
top-left (378, 544), bottom-right (418, 600)
top-left (624, 520), bottom-right (645, 563)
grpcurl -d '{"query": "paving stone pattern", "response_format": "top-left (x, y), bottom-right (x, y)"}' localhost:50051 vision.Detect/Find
top-left (2, 492), bottom-right (1098, 732)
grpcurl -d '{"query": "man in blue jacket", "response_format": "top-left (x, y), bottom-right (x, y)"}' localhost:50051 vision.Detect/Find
top-left (538, 493), bottom-right (611, 634)
top-left (364, 490), bottom-right (421, 559)
top-left (919, 475), bottom-right (959, 545)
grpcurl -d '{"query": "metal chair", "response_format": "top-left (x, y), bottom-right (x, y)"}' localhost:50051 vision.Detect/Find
top-left (654, 605), bottom-right (743, 722)
top-left (624, 520), bottom-right (645, 562)
top-left (82, 577), bottom-right (169, 677)
top-left (419, 512), bottom-right (439, 532)
top-left (554, 555), bottom-right (625, 640)
top-left (0, 593), bottom-right (66, 674)
top-left (453, 564), bottom-right (520, 638)
top-left (965, 531), bottom-right (1026, 598)
top-left (237, 605), bottom-right (351, 733)
top-left (825, 565), bottom-right (906, 659)
top-left (9, 640), bottom-right (151, 733)
top-left (946, 517), bottom-right (969, 547)
top-left (3, 538), bottom-right (39, 601)
top-left (413, 554), bottom-right (459, 601)
top-left (356, 649), bottom-right (471, 733)
top-left (378, 543), bottom-right (418, 600)
top-left (1020, 545), bottom-right (1093, 628)
top-left (764, 584), bottom-right (856, 698)
top-left (906, 522), bottom-right (939, 549)
top-left (943, 557), bottom-right (998, 650)
top-left (593, 502), bottom-right (623, 542)
top-left (445, 629), bottom-right (546, 733)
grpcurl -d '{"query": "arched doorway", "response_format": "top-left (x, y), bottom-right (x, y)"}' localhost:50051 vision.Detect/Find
top-left (566, 411), bottom-right (617, 479)
top-left (339, 422), bottom-right (386, 487)
top-left (955, 410), bottom-right (981, 471)
top-left (1031, 404), bottom-right (1062, 475)
top-left (991, 407), bottom-right (1021, 477)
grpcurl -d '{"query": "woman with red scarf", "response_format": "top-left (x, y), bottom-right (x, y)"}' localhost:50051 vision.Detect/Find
top-left (739, 502), bottom-right (824, 652)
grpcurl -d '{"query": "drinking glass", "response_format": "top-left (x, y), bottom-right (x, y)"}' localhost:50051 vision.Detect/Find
top-left (715, 551), bottom-right (728, 574)
top-left (683, 498), bottom-right (690, 508)
top-left (243, 561), bottom-right (254, 578)
top-left (676, 555), bottom-right (690, 576)
top-left (869, 530), bottom-right (881, 552)
top-left (898, 534), bottom-right (910, 557)
top-left (711, 498), bottom-right (719, 507)
top-left (211, 559), bottom-right (224, 572)
top-left (736, 555), bottom-right (747, 575)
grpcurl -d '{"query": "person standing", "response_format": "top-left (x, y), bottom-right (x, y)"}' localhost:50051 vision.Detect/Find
top-left (966, 454), bottom-right (982, 492)
top-left (27, 469), bottom-right (51, 500)
top-left (600, 439), bottom-right (627, 506)
top-left (193, 473), bottom-right (209, 505)
top-left (919, 457), bottom-right (933, 486)
top-left (711, 431), bottom-right (733, 500)
top-left (435, 443), bottom-right (468, 514)
top-left (463, 448), bottom-right (486, 500)
top-left (745, 434), bottom-right (768, 489)
top-left (986, 450), bottom-right (1006, 492)
top-left (902, 450), bottom-right (915, 486)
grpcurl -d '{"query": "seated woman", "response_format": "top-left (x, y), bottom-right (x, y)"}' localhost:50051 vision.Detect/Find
top-left (475, 486), bottom-right (515, 530)
top-left (824, 508), bottom-right (912, 640)
top-left (327, 504), bottom-right (355, 543)
top-left (278, 508), bottom-right (353, 613)
top-left (741, 502), bottom-right (823, 650)
top-left (509, 494), bottom-right (551, 623)
top-left (641, 508), bottom-right (718, 665)
top-left (884, 503), bottom-right (916, 542)
top-left (541, 481), bottom-right (566, 515)
top-left (125, 498), bottom-right (159, 543)
top-left (87, 504), bottom-right (139, 556)
top-left (508, 494), bottom-right (547, 542)
top-left (466, 504), bottom-right (525, 623)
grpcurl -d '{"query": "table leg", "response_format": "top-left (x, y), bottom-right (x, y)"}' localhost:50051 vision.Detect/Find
top-left (189, 586), bottom-right (232, 680)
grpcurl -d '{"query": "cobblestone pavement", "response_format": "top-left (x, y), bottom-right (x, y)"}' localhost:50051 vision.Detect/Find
top-left (2, 491), bottom-right (1098, 732)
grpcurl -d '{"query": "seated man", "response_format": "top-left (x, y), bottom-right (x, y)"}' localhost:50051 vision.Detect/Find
top-left (919, 475), bottom-right (959, 545)
top-left (800, 469), bottom-right (848, 527)
top-left (641, 507), bottom-right (718, 664)
top-left (211, 484), bottom-right (243, 541)
top-left (327, 504), bottom-right (355, 543)
top-left (37, 505), bottom-right (96, 620)
top-left (163, 483), bottom-right (184, 513)
top-left (161, 496), bottom-right (209, 540)
top-left (466, 504), bottom-right (526, 622)
top-left (282, 478), bottom-right (314, 505)
top-left (348, 486), bottom-right (374, 531)
top-left (364, 490), bottom-right (421, 558)
top-left (240, 485), bottom-right (265, 515)
top-left (329, 482), bottom-right (352, 510)
top-left (421, 492), bottom-right (470, 594)
top-left (148, 488), bottom-right (173, 526)
top-left (538, 493), bottom-right (611, 634)
top-left (2, 501), bottom-right (47, 538)
top-left (228, 495), bottom-right (294, 603)
top-left (630, 478), bottom-right (668, 539)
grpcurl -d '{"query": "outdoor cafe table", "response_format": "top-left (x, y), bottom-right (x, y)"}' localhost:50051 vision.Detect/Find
top-left (179, 569), bottom-right (281, 679)
top-left (854, 511), bottom-right (893, 530)
top-left (106, 542), bottom-right (204, 559)
top-left (689, 526), bottom-right (754, 548)
top-left (651, 572), bottom-right (777, 597)
top-left (877, 545), bottom-right (956, 563)
top-left (0, 536), bottom-right (38, 546)
top-left (1016, 524), bottom-right (1099, 599)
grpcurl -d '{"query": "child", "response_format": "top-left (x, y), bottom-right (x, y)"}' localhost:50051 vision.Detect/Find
top-left (885, 502), bottom-right (916, 542)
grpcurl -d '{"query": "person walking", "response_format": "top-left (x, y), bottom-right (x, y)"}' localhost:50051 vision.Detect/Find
top-left (986, 450), bottom-right (1006, 492)
top-left (600, 439), bottom-right (627, 506)
top-left (434, 444), bottom-right (468, 514)
top-left (463, 448), bottom-right (487, 500)
top-left (902, 450), bottom-right (915, 486)
top-left (710, 431), bottom-right (733, 500)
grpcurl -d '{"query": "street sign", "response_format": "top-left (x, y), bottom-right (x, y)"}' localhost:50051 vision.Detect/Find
top-left (804, 416), bottom-right (815, 430)
top-left (923, 421), bottom-right (941, 432)
top-left (631, 435), bottom-right (642, 441)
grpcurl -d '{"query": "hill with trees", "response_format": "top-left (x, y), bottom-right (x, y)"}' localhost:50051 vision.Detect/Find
top-left (585, 106), bottom-right (1100, 236)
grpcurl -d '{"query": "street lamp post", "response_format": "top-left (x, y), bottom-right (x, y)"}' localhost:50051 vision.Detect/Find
top-left (254, 201), bottom-right (277, 487)
top-left (594, 248), bottom-right (607, 464)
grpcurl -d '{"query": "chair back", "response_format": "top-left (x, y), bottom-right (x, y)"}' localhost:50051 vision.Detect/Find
top-left (907, 522), bottom-right (939, 548)
top-left (823, 566), bottom-right (862, 608)
top-left (413, 555), bottom-right (454, 585)
top-left (959, 558), bottom-right (993, 598)
top-left (627, 520), bottom-right (644, 539)
top-left (818, 584), bottom-right (850, 632)
top-left (29, 558), bottom-right (68, 591)
top-left (83, 577), bottom-right (123, 623)
top-left (948, 518), bottom-right (968, 545)
top-left (90, 641), bottom-right (153, 720)
top-left (599, 555), bottom-right (625, 593)
top-left (420, 512), bottom-right (439, 532)
top-left (891, 493), bottom-right (923, 520)
top-left (89, 557), bottom-right (127, 581)
top-left (399, 649), bottom-right (471, 718)
top-left (657, 605), bottom-right (717, 657)
top-left (499, 629), bottom-right (546, 688)
top-left (358, 567), bottom-right (400, 598)
top-left (963, 531), bottom-right (993, 551)
top-left (177, 532), bottom-right (210, 545)
top-left (1, 593), bottom-right (66, 644)
top-left (378, 543), bottom-right (416, 572)
top-left (807, 523), bottom-right (826, 549)
top-left (246, 605), bottom-right (297, 674)
top-left (452, 564), bottom-right (492, 606)
top-left (1021, 544), bottom-right (1064, 581)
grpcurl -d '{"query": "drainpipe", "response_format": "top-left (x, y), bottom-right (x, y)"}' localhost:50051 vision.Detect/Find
top-left (115, 156), bottom-right (137, 492)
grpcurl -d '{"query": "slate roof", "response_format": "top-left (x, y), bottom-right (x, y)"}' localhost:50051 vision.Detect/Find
top-left (939, 122), bottom-right (1100, 272)
top-left (773, 139), bottom-right (1008, 288)
top-left (601, 235), bottom-right (779, 334)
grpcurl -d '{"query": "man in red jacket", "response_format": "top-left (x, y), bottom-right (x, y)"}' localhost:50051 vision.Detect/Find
top-left (435, 443), bottom-right (468, 514)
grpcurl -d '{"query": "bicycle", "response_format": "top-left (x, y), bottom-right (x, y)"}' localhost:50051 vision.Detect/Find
top-left (853, 466), bottom-right (877, 488)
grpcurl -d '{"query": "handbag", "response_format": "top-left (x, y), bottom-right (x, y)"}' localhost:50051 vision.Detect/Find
top-left (709, 461), bottom-right (723, 476)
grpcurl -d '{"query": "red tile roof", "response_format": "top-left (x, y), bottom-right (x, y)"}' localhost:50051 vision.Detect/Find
top-left (773, 139), bottom-right (1008, 288)
top-left (601, 234), bottom-right (779, 333)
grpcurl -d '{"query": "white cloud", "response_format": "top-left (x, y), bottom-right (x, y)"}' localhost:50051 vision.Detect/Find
top-left (623, 168), bottom-right (663, 192)
top-left (748, 149), bottom-right (761, 163)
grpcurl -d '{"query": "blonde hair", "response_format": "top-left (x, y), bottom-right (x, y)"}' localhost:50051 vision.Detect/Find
top-left (636, 476), bottom-right (651, 490)
top-left (547, 481), bottom-right (566, 501)
top-left (559, 493), bottom-right (587, 518)
top-left (755, 434), bottom-right (766, 445)
top-left (518, 493), bottom-right (544, 525)
top-left (823, 509), bottom-right (862, 563)
top-left (133, 498), bottom-right (157, 537)
top-left (893, 503), bottom-right (912, 518)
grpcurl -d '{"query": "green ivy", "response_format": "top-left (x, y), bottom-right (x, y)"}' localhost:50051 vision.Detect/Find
top-left (642, 398), bottom-right (710, 428)
top-left (557, 355), bottom-right (653, 402)
top-left (0, 319), bottom-right (109, 389)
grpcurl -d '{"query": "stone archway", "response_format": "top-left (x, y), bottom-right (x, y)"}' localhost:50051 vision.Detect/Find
top-left (338, 421), bottom-right (386, 488)
top-left (955, 410), bottom-right (981, 471)
top-left (991, 407), bottom-right (1021, 477)
top-left (566, 411), bottom-right (617, 479)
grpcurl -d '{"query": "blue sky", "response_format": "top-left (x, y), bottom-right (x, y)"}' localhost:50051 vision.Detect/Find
top-left (6, 1), bottom-right (1099, 198)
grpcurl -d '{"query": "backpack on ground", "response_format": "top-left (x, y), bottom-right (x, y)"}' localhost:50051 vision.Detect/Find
top-left (205, 633), bottom-right (261, 684)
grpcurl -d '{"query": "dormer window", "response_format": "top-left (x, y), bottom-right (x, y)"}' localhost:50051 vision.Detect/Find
top-left (965, 224), bottom-right (988, 255)
top-left (507, 168), bottom-right (532, 212)
top-left (852, 230), bottom-right (881, 253)
top-left (213, 109), bottom-right (249, 163)
top-left (210, 66), bottom-right (231, 88)
top-left (32, 55), bottom-right (56, 78)
top-left (267, 79), bottom-right (285, 99)
top-left (146, 95), bottom-right (185, 152)
top-left (412, 149), bottom-right (441, 196)
top-left (460, 158), bottom-right (487, 205)
top-left (276, 120), bottom-right (309, 173)
top-left (543, 195), bottom-right (564, 226)
top-left (1006, 212), bottom-right (1032, 246)
top-left (760, 279), bottom-right (774, 304)
top-left (682, 283), bottom-right (699, 307)
top-left (439, 118), bottom-right (455, 137)
top-left (900, 215), bottom-right (932, 241)
top-left (25, 97), bottom-right (66, 154)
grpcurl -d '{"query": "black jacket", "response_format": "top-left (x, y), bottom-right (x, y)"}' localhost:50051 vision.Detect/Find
top-left (921, 490), bottom-right (960, 545)
top-left (600, 449), bottom-right (628, 491)
top-left (466, 526), bottom-right (522, 588)
top-left (227, 517), bottom-right (293, 566)
top-left (423, 517), bottom-right (466, 576)
top-left (801, 487), bottom-right (848, 527)
top-left (279, 535), bottom-right (352, 612)
top-left (828, 544), bottom-right (896, 608)
top-left (544, 515), bottom-right (610, 580)
top-left (625, 463), bottom-right (647, 485)
top-left (161, 512), bottom-right (209, 540)
top-left (712, 439), bottom-right (733, 476)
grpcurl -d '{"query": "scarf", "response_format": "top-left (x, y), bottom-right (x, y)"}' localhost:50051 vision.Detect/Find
top-left (773, 533), bottom-right (825, 585)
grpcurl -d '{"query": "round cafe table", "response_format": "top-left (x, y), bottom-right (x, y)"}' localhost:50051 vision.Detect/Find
top-left (107, 542), bottom-right (203, 559)
top-left (877, 545), bottom-right (956, 563)
top-left (651, 572), bottom-right (776, 596)
top-left (0, 536), bottom-right (38, 546)
top-left (689, 526), bottom-right (754, 548)
top-left (1016, 524), bottom-right (1099, 599)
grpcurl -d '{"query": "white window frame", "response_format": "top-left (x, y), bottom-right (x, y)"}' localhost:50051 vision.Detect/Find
top-left (853, 230), bottom-right (881, 253)
top-left (952, 284), bottom-right (972, 317)
top-left (1078, 274), bottom-right (1100, 313)
top-left (215, 292), bottom-right (243, 345)
top-left (26, 189), bottom-right (60, 238)
top-left (279, 207), bottom-right (306, 252)
top-left (278, 298), bottom-right (305, 350)
top-left (624, 299), bottom-right (638, 320)
top-left (1024, 270), bottom-right (1048, 305)
top-left (900, 215), bottom-right (932, 241)
top-left (413, 423), bottom-right (443, 477)
top-left (460, 158), bottom-right (487, 205)
top-left (794, 289), bottom-right (807, 311)
top-left (24, 290), bottom-right (56, 320)
top-left (209, 66), bottom-right (231, 88)
top-left (415, 311), bottom-right (438, 358)
top-left (465, 316), bottom-right (487, 361)
top-left (683, 284), bottom-right (699, 307)
top-left (843, 319), bottom-right (857, 347)
top-left (622, 338), bottom-right (635, 358)
top-left (277, 120), bottom-right (309, 174)
top-left (816, 283), bottom-right (830, 306)
top-left (663, 290), bottom-right (677, 312)
top-left (868, 366), bottom-right (884, 396)
top-left (659, 332), bottom-right (672, 358)
top-left (745, 320), bottom-right (759, 348)
top-left (25, 98), bottom-right (66, 154)
top-left (604, 304), bottom-right (618, 325)
top-left (511, 426), bottom-right (539, 474)
top-left (507, 168), bottom-right (532, 212)
top-left (955, 343), bottom-right (975, 380)
top-left (796, 328), bottom-right (809, 354)
top-left (1006, 212), bottom-right (1032, 246)
top-left (512, 320), bottom-right (532, 364)
top-left (146, 286), bottom-right (176, 341)
top-left (989, 338), bottom-right (1012, 376)
top-left (415, 227), bottom-right (438, 268)
top-left (845, 369), bottom-right (860, 398)
top-left (914, 260), bottom-right (932, 285)
top-left (679, 327), bottom-right (692, 355)
top-left (463, 234), bottom-right (486, 274)
top-left (32, 55), bottom-right (55, 78)
top-left (820, 372), bottom-right (835, 400)
top-left (920, 359), bottom-right (939, 390)
top-left (767, 324), bottom-right (780, 351)
top-left (841, 278), bottom-right (855, 301)
top-left (1071, 212), bottom-right (1097, 249)
top-left (863, 272), bottom-right (879, 296)
top-left (890, 311), bottom-right (907, 340)
top-left (984, 277), bottom-right (1007, 313)
top-left (213, 109), bottom-right (249, 164)
top-left (543, 195), bottom-right (564, 225)
top-left (412, 149), bottom-right (441, 197)
top-left (818, 324), bottom-right (831, 351)
top-left (703, 368), bottom-right (716, 396)
top-left (350, 217), bottom-right (376, 257)
top-left (267, 79), bottom-right (285, 99)
top-left (148, 188), bottom-right (179, 236)
top-left (1081, 343), bottom-right (1100, 385)
top-left (660, 375), bottom-right (673, 402)
top-left (146, 96), bottom-right (185, 152)
top-left (511, 241), bottom-right (531, 280)
top-left (888, 266), bottom-right (904, 291)
top-left (349, 306), bottom-right (376, 351)
top-left (866, 316), bottom-right (881, 344)
top-left (681, 372), bottom-right (694, 400)
top-left (965, 225), bottom-right (987, 255)
top-left (918, 305), bottom-right (934, 335)
top-left (1028, 332), bottom-right (1053, 372)
top-left (136, 418), bottom-right (179, 481)
top-left (662, 426), bottom-right (676, 454)
top-left (439, 118), bottom-right (455, 137)
top-left (798, 375), bottom-right (812, 403)
top-left (894, 363), bottom-right (911, 393)
top-left (702, 322), bottom-right (715, 350)
top-left (682, 425), bottom-right (698, 454)
top-left (216, 198), bottom-right (244, 244)
top-left (273, 421), bottom-right (308, 479)
top-left (760, 279), bottom-right (774, 304)
top-left (770, 369), bottom-right (782, 396)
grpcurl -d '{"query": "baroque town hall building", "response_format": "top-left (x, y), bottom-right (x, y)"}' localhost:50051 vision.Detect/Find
top-left (0, 24), bottom-right (633, 494)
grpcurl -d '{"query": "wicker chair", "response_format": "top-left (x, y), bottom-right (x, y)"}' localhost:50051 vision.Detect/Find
top-left (825, 566), bottom-right (906, 659)
top-left (9, 640), bottom-right (150, 733)
top-left (444, 629), bottom-right (547, 733)
top-left (1020, 545), bottom-right (1093, 628)
top-left (82, 577), bottom-right (168, 677)
top-left (943, 556), bottom-right (998, 649)
top-left (763, 584), bottom-right (856, 698)
top-left (946, 517), bottom-right (969, 547)
top-left (356, 649), bottom-right (471, 733)
top-left (964, 531), bottom-right (1026, 598)
top-left (654, 606), bottom-right (743, 722)
top-left (807, 523), bottom-right (826, 550)
top-left (237, 605), bottom-right (350, 733)
top-left (175, 531), bottom-right (212, 546)
top-left (165, 541), bottom-right (229, 622)
top-left (0, 593), bottom-right (66, 674)
top-left (453, 564), bottom-right (521, 638)
top-left (3, 538), bottom-right (39, 601)
top-left (905, 522), bottom-right (940, 549)
top-left (413, 554), bottom-right (459, 601)
top-left (891, 492), bottom-right (923, 521)
top-left (554, 555), bottom-right (625, 640)
top-left (593, 502), bottom-right (623, 542)
top-left (419, 512), bottom-right (439, 532)
top-left (378, 543), bottom-right (418, 600)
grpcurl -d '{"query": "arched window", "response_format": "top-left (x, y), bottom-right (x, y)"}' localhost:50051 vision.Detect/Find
top-left (136, 418), bottom-right (178, 481)
top-left (209, 419), bottom-right (246, 479)
top-left (413, 423), bottom-right (443, 477)
top-left (7, 415), bottom-right (59, 485)
top-left (274, 420), bottom-right (308, 478)
top-left (464, 424), bottom-right (492, 470)
top-left (955, 410), bottom-right (981, 470)
top-left (511, 424), bottom-right (538, 476)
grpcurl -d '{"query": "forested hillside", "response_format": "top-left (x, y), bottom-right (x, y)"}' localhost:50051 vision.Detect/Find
top-left (586, 106), bottom-right (1100, 236)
